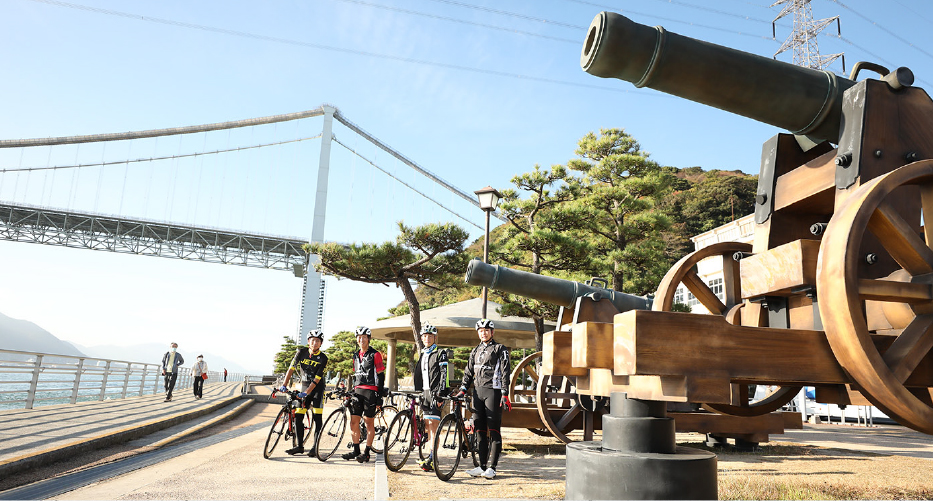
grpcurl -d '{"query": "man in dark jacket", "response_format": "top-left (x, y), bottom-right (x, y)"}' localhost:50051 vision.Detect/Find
top-left (456, 319), bottom-right (511, 479)
top-left (161, 342), bottom-right (185, 402)
top-left (413, 323), bottom-right (448, 471)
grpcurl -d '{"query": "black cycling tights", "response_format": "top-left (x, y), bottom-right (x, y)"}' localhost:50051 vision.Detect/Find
top-left (472, 387), bottom-right (503, 470)
top-left (295, 410), bottom-right (323, 449)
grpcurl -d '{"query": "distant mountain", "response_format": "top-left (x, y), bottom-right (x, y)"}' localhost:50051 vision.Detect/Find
top-left (0, 311), bottom-right (255, 373)
top-left (0, 312), bottom-right (86, 357)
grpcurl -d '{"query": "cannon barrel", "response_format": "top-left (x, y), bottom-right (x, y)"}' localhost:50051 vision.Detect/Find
top-left (580, 11), bottom-right (858, 143)
top-left (464, 258), bottom-right (652, 312)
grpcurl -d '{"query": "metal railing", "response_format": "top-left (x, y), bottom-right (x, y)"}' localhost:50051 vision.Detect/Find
top-left (0, 349), bottom-right (252, 410)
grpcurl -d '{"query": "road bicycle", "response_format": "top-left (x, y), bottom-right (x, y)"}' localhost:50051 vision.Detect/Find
top-left (383, 391), bottom-right (432, 471)
top-left (433, 394), bottom-right (480, 481)
top-left (315, 386), bottom-right (397, 461)
top-left (263, 388), bottom-right (310, 459)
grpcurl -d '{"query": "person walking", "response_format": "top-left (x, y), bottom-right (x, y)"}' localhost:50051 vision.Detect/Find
top-left (456, 319), bottom-right (511, 479)
top-left (161, 342), bottom-right (185, 402)
top-left (191, 355), bottom-right (208, 399)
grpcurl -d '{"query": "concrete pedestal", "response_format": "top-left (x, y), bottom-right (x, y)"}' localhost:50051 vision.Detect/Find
top-left (565, 394), bottom-right (718, 500)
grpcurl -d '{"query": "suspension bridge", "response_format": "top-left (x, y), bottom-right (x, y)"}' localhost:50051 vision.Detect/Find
top-left (0, 105), bottom-right (490, 338)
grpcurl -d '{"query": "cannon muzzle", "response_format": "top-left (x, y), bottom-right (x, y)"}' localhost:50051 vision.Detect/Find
top-left (580, 11), bottom-right (859, 143)
top-left (465, 258), bottom-right (652, 312)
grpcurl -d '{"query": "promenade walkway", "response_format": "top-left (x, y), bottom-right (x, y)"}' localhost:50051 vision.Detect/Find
top-left (0, 380), bottom-right (249, 479)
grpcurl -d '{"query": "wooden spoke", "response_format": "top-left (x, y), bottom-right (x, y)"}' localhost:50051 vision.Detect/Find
top-left (818, 160), bottom-right (933, 434)
top-left (920, 183), bottom-right (933, 249)
top-left (555, 403), bottom-right (582, 431)
top-left (682, 269), bottom-right (727, 315)
top-left (523, 365), bottom-right (539, 384)
top-left (858, 279), bottom-right (933, 303)
top-left (653, 240), bottom-right (798, 416)
top-left (882, 315), bottom-right (933, 384)
top-left (868, 200), bottom-right (933, 275)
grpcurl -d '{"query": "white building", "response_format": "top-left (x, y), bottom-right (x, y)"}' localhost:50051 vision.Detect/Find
top-left (675, 213), bottom-right (755, 312)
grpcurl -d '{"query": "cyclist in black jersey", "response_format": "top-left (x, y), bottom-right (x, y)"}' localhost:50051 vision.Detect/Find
top-left (280, 329), bottom-right (329, 456)
top-left (413, 323), bottom-right (448, 471)
top-left (456, 318), bottom-right (511, 479)
top-left (342, 326), bottom-right (387, 463)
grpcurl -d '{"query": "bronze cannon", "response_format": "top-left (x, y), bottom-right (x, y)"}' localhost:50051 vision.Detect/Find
top-left (565, 11), bottom-right (933, 437)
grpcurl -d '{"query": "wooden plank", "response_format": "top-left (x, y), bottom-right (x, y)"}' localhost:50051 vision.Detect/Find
top-left (572, 321), bottom-right (614, 370)
top-left (772, 149), bottom-right (836, 213)
top-left (612, 309), bottom-right (933, 386)
top-left (740, 239), bottom-right (821, 298)
top-left (542, 330), bottom-right (588, 377)
top-left (670, 411), bottom-right (788, 435)
top-left (858, 278), bottom-right (933, 303)
top-left (572, 296), bottom-right (620, 325)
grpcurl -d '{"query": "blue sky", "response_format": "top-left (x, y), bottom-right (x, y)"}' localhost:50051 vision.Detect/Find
top-left (1, 0), bottom-right (931, 372)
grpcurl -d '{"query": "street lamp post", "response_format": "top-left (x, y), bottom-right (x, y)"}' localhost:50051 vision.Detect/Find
top-left (474, 186), bottom-right (502, 319)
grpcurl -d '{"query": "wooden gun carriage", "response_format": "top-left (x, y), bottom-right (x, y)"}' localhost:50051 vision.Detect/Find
top-left (554, 11), bottom-right (933, 437)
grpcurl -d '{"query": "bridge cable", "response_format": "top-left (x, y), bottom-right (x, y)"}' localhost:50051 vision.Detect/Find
top-left (0, 136), bottom-right (322, 173)
top-left (118, 141), bottom-right (131, 215)
top-left (332, 137), bottom-right (483, 231)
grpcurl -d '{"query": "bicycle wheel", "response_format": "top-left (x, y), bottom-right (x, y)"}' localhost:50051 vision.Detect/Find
top-left (316, 408), bottom-right (347, 461)
top-left (369, 405), bottom-right (397, 454)
top-left (383, 410), bottom-right (413, 472)
top-left (302, 411), bottom-right (314, 445)
top-left (263, 407), bottom-right (289, 459)
top-left (466, 429), bottom-right (479, 467)
top-left (417, 416), bottom-right (430, 461)
top-left (433, 414), bottom-right (463, 481)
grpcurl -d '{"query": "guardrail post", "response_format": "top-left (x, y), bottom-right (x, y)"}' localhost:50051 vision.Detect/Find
top-left (99, 360), bottom-right (111, 401)
top-left (26, 354), bottom-right (43, 409)
top-left (121, 363), bottom-right (132, 399)
top-left (139, 364), bottom-right (149, 396)
top-left (71, 358), bottom-right (85, 404)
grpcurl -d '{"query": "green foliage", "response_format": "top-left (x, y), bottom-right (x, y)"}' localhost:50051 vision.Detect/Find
top-left (566, 128), bottom-right (675, 295)
top-left (306, 221), bottom-right (470, 350)
top-left (273, 335), bottom-right (300, 376)
top-left (323, 330), bottom-right (416, 383)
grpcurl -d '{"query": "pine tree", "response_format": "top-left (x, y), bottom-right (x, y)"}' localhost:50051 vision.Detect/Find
top-left (567, 128), bottom-right (674, 295)
top-left (307, 221), bottom-right (469, 351)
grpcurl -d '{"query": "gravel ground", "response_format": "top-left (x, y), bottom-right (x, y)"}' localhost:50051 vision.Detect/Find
top-left (388, 429), bottom-right (933, 500)
top-left (6, 405), bottom-right (932, 500)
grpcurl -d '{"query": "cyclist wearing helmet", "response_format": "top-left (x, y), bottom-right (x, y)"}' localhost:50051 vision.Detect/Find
top-left (413, 323), bottom-right (449, 471)
top-left (456, 318), bottom-right (511, 479)
top-left (280, 330), bottom-right (329, 456)
top-left (343, 326), bottom-right (387, 463)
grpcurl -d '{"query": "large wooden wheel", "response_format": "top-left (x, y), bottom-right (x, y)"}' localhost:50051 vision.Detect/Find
top-left (817, 160), bottom-right (933, 434)
top-left (535, 372), bottom-right (607, 444)
top-left (510, 351), bottom-right (608, 442)
top-left (654, 241), bottom-right (800, 416)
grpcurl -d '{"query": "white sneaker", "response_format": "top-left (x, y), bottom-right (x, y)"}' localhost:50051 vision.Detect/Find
top-left (483, 467), bottom-right (496, 479)
top-left (466, 466), bottom-right (485, 477)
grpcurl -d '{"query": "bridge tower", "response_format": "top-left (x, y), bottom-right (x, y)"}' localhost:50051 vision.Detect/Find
top-left (298, 105), bottom-right (336, 339)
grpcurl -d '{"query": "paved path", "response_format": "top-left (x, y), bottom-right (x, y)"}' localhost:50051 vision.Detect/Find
top-left (0, 381), bottom-right (247, 478)
top-left (770, 422), bottom-right (933, 460)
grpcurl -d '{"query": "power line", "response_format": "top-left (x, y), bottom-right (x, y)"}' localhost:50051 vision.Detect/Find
top-left (561, 0), bottom-right (781, 40)
top-left (332, 0), bottom-right (580, 44)
top-left (421, 0), bottom-right (588, 30)
top-left (27, 0), bottom-right (640, 95)
top-left (828, 0), bottom-right (933, 63)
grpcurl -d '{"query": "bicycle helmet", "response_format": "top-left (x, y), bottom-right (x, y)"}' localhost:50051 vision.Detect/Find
top-left (420, 323), bottom-right (438, 335)
top-left (308, 329), bottom-right (324, 340)
top-left (475, 318), bottom-right (494, 330)
top-left (355, 326), bottom-right (372, 337)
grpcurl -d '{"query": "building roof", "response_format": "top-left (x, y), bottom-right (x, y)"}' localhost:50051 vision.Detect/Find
top-left (370, 297), bottom-right (550, 348)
